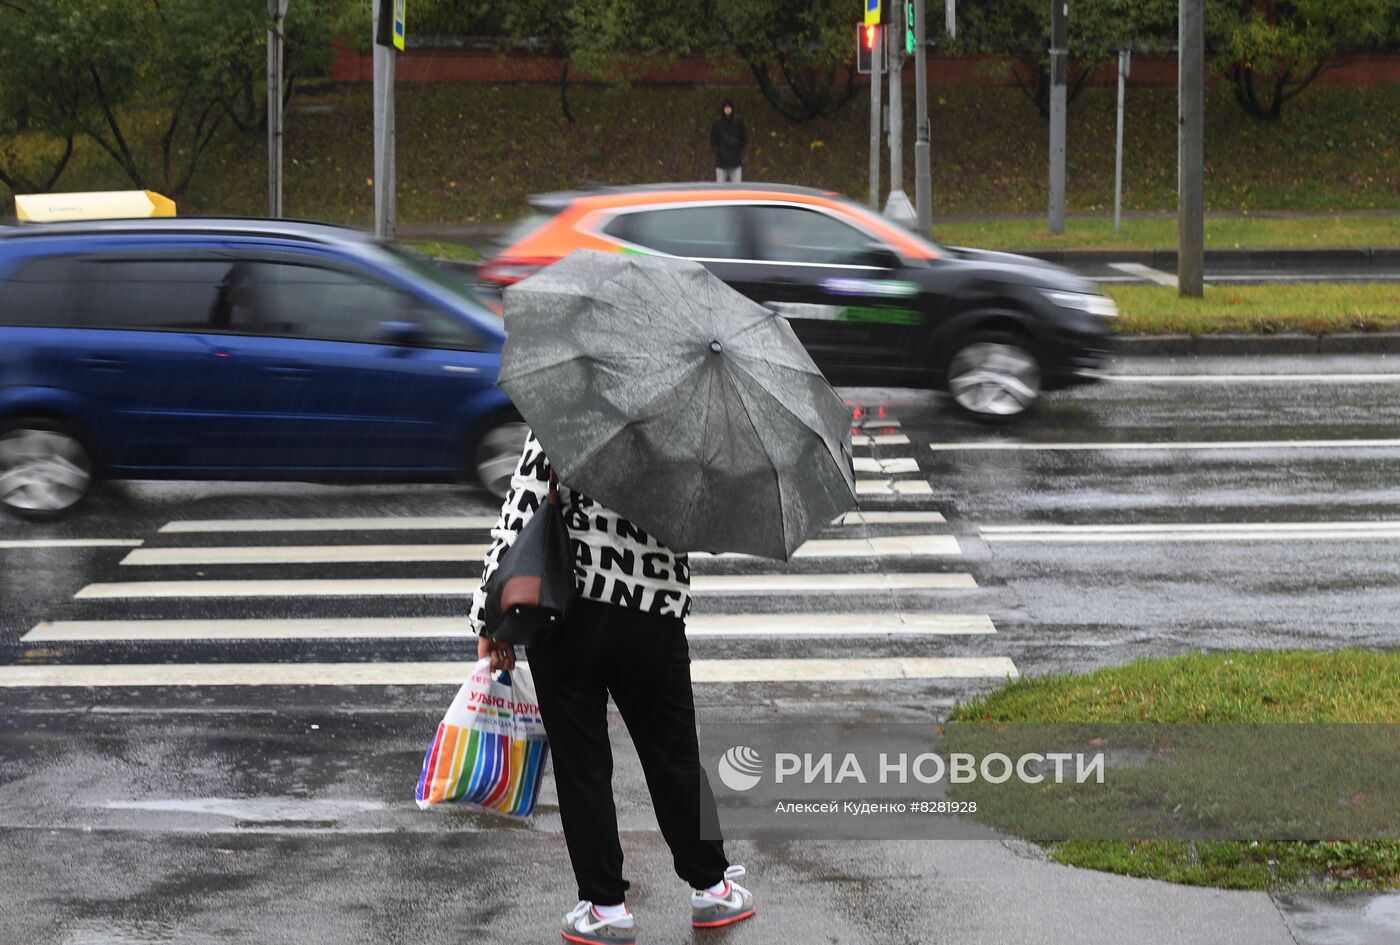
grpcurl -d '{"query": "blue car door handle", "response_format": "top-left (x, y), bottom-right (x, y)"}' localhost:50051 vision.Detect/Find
top-left (262, 364), bottom-right (313, 379)
top-left (76, 355), bottom-right (126, 372)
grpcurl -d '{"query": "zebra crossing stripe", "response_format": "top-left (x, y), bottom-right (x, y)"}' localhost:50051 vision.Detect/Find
top-left (73, 571), bottom-right (977, 599)
top-left (852, 457), bottom-right (920, 474)
top-left (853, 434), bottom-right (910, 446)
top-left (159, 516), bottom-right (498, 533)
top-left (122, 534), bottom-right (956, 567)
top-left (837, 511), bottom-right (945, 525)
top-left (120, 545), bottom-right (491, 566)
top-left (856, 479), bottom-right (933, 496)
top-left (0, 539), bottom-right (144, 549)
top-left (21, 612), bottom-right (995, 643)
top-left (0, 657), bottom-right (1018, 688)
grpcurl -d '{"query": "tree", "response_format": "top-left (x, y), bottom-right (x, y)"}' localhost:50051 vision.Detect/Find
top-left (1206, 0), bottom-right (1392, 120)
top-left (0, 0), bottom-right (337, 199)
top-left (712, 0), bottom-right (861, 122)
top-left (953, 0), bottom-right (1174, 118)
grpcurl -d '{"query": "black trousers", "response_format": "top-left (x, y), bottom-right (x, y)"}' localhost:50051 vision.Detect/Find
top-left (527, 599), bottom-right (729, 906)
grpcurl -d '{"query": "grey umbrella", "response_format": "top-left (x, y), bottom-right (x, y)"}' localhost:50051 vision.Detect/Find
top-left (499, 250), bottom-right (857, 560)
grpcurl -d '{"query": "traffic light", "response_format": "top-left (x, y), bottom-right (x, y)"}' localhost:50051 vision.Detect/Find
top-left (905, 1), bottom-right (916, 55)
top-left (856, 23), bottom-right (879, 74)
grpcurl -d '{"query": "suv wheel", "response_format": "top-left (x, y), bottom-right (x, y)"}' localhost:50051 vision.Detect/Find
top-left (945, 335), bottom-right (1042, 421)
top-left (0, 421), bottom-right (93, 519)
top-left (472, 415), bottom-right (529, 500)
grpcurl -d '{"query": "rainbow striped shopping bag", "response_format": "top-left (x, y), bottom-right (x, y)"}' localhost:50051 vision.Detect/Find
top-left (415, 658), bottom-right (549, 818)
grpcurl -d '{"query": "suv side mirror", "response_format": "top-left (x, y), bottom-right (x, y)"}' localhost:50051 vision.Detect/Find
top-left (377, 319), bottom-right (425, 348)
top-left (856, 244), bottom-right (901, 269)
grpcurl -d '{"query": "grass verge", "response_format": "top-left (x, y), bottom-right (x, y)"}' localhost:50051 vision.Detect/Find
top-left (1105, 282), bottom-right (1400, 334)
top-left (945, 650), bottom-right (1400, 890)
top-left (933, 214), bottom-right (1400, 252)
top-left (401, 239), bottom-right (482, 263)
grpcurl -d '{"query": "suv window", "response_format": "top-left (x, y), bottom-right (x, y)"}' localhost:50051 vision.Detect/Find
top-left (750, 206), bottom-right (880, 266)
top-left (254, 261), bottom-right (482, 350)
top-left (0, 255), bottom-right (80, 326)
top-left (609, 206), bottom-right (744, 259)
top-left (81, 256), bottom-right (237, 330)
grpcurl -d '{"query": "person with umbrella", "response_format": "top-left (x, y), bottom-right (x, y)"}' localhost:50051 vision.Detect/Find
top-left (472, 251), bottom-right (856, 944)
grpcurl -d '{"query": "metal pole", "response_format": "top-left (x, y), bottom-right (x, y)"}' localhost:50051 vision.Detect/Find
top-left (372, 0), bottom-right (397, 239)
top-left (869, 25), bottom-right (882, 210)
top-left (1114, 48), bottom-right (1129, 234)
top-left (1178, 0), bottom-right (1204, 296)
top-left (1048, 0), bottom-right (1067, 234)
top-left (946, 0), bottom-right (955, 38)
top-left (887, 5), bottom-right (903, 195)
top-left (914, 0), bottom-right (932, 235)
top-left (266, 0), bottom-right (288, 217)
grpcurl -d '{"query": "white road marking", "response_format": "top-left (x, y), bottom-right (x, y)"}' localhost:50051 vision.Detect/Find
top-left (75, 578), bottom-right (474, 599)
top-left (853, 418), bottom-right (903, 429)
top-left (23, 612), bottom-right (994, 643)
top-left (853, 434), bottom-right (911, 446)
top-left (1109, 262), bottom-right (1179, 287)
top-left (794, 535), bottom-right (959, 557)
top-left (837, 511), bottom-right (946, 525)
top-left (981, 520), bottom-right (1400, 535)
top-left (73, 571), bottom-right (977, 599)
top-left (930, 439), bottom-right (1400, 452)
top-left (985, 528), bottom-right (1400, 543)
top-left (1106, 374), bottom-right (1400, 385)
top-left (853, 456), bottom-right (920, 474)
top-left (694, 534), bottom-right (960, 559)
top-left (693, 572), bottom-right (973, 592)
top-left (0, 657), bottom-right (1019, 688)
top-left (857, 479), bottom-right (933, 495)
top-left (120, 544), bottom-right (490, 566)
top-left (0, 539), bottom-right (144, 549)
top-left (159, 516), bottom-right (498, 533)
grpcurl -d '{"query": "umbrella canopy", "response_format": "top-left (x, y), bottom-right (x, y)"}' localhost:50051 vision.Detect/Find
top-left (499, 250), bottom-right (856, 560)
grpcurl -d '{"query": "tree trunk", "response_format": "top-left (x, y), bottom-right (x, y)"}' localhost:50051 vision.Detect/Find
top-left (559, 57), bottom-right (575, 124)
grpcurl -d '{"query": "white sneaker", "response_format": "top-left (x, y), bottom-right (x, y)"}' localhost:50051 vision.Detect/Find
top-left (691, 865), bottom-right (756, 929)
top-left (561, 901), bottom-right (636, 945)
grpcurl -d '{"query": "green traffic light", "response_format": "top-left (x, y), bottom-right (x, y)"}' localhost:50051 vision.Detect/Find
top-left (905, 1), bottom-right (915, 55)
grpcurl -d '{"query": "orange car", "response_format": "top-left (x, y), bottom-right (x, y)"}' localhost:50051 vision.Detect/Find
top-left (481, 183), bottom-right (1112, 419)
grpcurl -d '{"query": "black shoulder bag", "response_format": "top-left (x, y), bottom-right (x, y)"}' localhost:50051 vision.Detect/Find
top-left (482, 469), bottom-right (575, 645)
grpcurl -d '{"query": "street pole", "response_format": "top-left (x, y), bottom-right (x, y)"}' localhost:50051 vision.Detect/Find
top-left (1114, 47), bottom-right (1130, 234)
top-left (372, 0), bottom-right (397, 239)
top-left (1048, 0), bottom-right (1067, 234)
top-left (266, 0), bottom-right (288, 218)
top-left (868, 24), bottom-right (882, 210)
top-left (883, 2), bottom-right (917, 228)
top-left (1178, 0), bottom-right (1204, 296)
top-left (914, 0), bottom-right (932, 236)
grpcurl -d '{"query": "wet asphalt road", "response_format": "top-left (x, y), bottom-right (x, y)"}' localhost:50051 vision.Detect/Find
top-left (4, 355), bottom-right (1400, 944)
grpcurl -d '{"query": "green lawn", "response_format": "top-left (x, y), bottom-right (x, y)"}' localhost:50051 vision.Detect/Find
top-left (5, 82), bottom-right (1398, 230)
top-left (1106, 283), bottom-right (1400, 334)
top-left (933, 214), bottom-right (1400, 252)
top-left (946, 651), bottom-right (1400, 890)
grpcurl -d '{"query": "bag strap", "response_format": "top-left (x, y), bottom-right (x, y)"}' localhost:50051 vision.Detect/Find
top-left (547, 468), bottom-right (559, 508)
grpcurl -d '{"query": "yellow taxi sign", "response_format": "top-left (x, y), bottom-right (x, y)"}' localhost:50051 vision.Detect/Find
top-left (14, 190), bottom-right (177, 223)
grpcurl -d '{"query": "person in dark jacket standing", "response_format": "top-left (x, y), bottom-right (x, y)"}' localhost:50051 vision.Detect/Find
top-left (709, 99), bottom-right (747, 183)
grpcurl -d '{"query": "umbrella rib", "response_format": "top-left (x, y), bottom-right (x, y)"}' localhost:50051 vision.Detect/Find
top-left (724, 357), bottom-right (855, 490)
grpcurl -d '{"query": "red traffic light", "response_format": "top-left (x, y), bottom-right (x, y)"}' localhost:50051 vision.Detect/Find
top-left (863, 24), bottom-right (878, 50)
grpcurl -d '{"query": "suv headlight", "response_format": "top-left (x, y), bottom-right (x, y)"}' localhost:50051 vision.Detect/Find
top-left (1044, 290), bottom-right (1118, 318)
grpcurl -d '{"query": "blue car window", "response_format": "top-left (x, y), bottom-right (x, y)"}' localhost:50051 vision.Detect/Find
top-left (80, 257), bottom-right (237, 330)
top-left (0, 255), bottom-right (80, 326)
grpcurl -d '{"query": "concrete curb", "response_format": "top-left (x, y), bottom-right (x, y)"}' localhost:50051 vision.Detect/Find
top-left (1023, 247), bottom-right (1400, 267)
top-left (1114, 331), bottom-right (1400, 356)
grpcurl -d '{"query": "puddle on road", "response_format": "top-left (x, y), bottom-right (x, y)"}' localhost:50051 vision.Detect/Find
top-left (1277, 892), bottom-right (1400, 945)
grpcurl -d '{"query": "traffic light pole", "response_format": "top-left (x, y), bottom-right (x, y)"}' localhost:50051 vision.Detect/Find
top-left (1178, 0), bottom-right (1205, 296)
top-left (883, 2), bottom-right (917, 227)
top-left (868, 25), bottom-right (882, 210)
top-left (372, 0), bottom-right (397, 239)
top-left (266, 0), bottom-right (288, 217)
top-left (913, 0), bottom-right (932, 235)
top-left (1048, 0), bottom-right (1067, 234)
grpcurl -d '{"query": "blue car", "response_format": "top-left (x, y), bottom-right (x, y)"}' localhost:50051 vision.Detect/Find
top-left (0, 218), bottom-right (524, 519)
